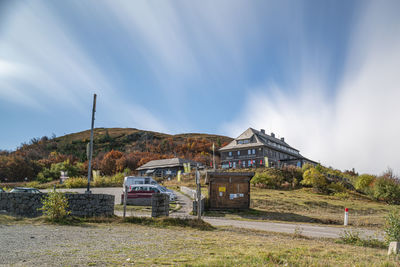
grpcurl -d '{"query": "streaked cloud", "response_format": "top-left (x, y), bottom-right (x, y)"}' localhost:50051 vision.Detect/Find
top-left (222, 1), bottom-right (400, 175)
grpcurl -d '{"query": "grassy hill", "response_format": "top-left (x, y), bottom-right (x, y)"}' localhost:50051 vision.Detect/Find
top-left (0, 128), bottom-right (233, 182)
top-left (19, 127), bottom-right (233, 161)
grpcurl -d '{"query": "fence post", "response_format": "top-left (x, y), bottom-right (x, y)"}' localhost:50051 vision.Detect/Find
top-left (123, 185), bottom-right (128, 219)
top-left (344, 208), bottom-right (348, 226)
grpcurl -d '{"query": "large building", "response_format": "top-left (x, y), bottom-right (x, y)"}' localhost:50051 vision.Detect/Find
top-left (219, 128), bottom-right (316, 169)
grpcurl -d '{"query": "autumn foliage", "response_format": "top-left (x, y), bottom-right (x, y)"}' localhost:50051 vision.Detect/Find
top-left (0, 128), bottom-right (231, 182)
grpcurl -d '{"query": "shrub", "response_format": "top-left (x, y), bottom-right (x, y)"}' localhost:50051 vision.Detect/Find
top-left (355, 174), bottom-right (376, 192)
top-left (384, 209), bottom-right (400, 243)
top-left (65, 177), bottom-right (87, 188)
top-left (251, 170), bottom-right (284, 189)
top-left (251, 167), bottom-right (302, 189)
top-left (327, 182), bottom-right (347, 194)
top-left (26, 181), bottom-right (40, 188)
top-left (301, 168), bottom-right (327, 192)
top-left (373, 177), bottom-right (400, 204)
top-left (40, 190), bottom-right (70, 222)
top-left (337, 230), bottom-right (385, 248)
top-left (37, 160), bottom-right (82, 183)
top-left (93, 173), bottom-right (124, 187)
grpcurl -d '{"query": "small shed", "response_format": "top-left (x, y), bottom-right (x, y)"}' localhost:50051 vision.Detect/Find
top-left (206, 172), bottom-right (255, 210)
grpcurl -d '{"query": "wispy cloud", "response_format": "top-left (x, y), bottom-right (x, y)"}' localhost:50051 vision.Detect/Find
top-left (222, 1), bottom-right (400, 175)
top-left (0, 1), bottom-right (168, 132)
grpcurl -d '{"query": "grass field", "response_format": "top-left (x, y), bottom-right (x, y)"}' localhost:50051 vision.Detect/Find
top-left (0, 215), bottom-right (396, 266)
top-left (170, 181), bottom-right (394, 228)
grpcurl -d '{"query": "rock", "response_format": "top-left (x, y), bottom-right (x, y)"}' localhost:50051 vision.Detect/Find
top-left (388, 242), bottom-right (400, 255)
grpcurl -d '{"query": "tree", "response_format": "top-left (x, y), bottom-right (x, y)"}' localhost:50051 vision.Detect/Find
top-left (355, 174), bottom-right (376, 192)
top-left (301, 167), bottom-right (327, 192)
top-left (100, 150), bottom-right (124, 175)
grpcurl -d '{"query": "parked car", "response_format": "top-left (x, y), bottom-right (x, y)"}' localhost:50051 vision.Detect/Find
top-left (10, 187), bottom-right (41, 193)
top-left (123, 176), bottom-right (158, 187)
top-left (155, 184), bottom-right (176, 198)
top-left (122, 184), bottom-right (175, 203)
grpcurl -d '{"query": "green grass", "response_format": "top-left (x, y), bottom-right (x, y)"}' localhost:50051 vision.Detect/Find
top-left (114, 202), bottom-right (180, 213)
top-left (0, 214), bottom-right (213, 230)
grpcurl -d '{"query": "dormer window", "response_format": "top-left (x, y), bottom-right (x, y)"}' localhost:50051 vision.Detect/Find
top-left (237, 139), bottom-right (250, 145)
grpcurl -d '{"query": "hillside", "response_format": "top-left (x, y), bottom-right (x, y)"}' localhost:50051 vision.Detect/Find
top-left (0, 128), bottom-right (233, 181)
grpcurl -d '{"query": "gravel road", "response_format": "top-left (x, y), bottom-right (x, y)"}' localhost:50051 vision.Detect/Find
top-left (0, 223), bottom-right (198, 266)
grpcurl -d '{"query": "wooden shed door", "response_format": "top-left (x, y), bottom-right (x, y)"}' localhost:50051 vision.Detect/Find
top-left (210, 182), bottom-right (228, 209)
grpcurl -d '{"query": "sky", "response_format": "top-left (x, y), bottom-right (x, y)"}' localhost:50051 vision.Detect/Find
top-left (0, 0), bottom-right (399, 175)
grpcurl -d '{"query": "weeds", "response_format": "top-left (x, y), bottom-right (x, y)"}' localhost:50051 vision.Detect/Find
top-left (336, 230), bottom-right (386, 248)
top-left (123, 216), bottom-right (215, 231)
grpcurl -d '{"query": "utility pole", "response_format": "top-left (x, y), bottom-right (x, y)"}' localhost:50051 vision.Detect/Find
top-left (86, 93), bottom-right (97, 194)
top-left (212, 143), bottom-right (216, 170)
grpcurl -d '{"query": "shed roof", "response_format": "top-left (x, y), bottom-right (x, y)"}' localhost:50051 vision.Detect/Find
top-left (136, 157), bottom-right (200, 170)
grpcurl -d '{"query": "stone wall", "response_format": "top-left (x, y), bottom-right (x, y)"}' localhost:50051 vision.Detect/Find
top-left (151, 193), bottom-right (169, 217)
top-left (0, 192), bottom-right (114, 217)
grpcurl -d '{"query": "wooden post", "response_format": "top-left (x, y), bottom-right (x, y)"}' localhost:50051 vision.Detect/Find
top-left (196, 168), bottom-right (201, 220)
top-left (123, 185), bottom-right (128, 219)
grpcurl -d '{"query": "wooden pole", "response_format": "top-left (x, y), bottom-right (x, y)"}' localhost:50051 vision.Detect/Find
top-left (123, 185), bottom-right (128, 219)
top-left (196, 167), bottom-right (201, 220)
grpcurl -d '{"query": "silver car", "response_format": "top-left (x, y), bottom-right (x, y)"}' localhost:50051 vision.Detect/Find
top-left (10, 187), bottom-right (41, 193)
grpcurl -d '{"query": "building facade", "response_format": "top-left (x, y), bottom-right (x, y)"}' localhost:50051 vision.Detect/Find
top-left (219, 128), bottom-right (316, 169)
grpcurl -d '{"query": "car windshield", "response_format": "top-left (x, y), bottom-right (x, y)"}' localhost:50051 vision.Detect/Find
top-left (157, 186), bottom-right (166, 192)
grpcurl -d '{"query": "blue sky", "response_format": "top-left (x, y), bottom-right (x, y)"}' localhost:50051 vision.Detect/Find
top-left (1, 1), bottom-right (400, 175)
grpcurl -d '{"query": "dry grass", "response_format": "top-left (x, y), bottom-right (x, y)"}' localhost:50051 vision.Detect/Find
top-left (1, 215), bottom-right (396, 266)
top-left (249, 187), bottom-right (391, 228)
top-left (173, 180), bottom-right (392, 228)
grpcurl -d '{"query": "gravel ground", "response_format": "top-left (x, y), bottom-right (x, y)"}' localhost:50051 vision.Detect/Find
top-left (0, 223), bottom-right (199, 266)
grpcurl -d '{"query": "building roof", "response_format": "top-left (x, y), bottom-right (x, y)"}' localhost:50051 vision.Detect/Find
top-left (219, 127), bottom-right (300, 156)
top-left (136, 157), bottom-right (200, 170)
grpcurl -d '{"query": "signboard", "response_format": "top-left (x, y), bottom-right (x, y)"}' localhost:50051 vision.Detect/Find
top-left (219, 186), bottom-right (226, 192)
top-left (264, 157), bottom-right (269, 167)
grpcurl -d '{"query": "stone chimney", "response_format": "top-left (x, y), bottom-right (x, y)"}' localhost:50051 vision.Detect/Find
top-left (271, 132), bottom-right (275, 138)
top-left (281, 137), bottom-right (285, 142)
top-left (261, 129), bottom-right (265, 134)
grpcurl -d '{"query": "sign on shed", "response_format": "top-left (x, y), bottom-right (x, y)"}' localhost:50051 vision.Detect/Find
top-left (206, 172), bottom-right (254, 210)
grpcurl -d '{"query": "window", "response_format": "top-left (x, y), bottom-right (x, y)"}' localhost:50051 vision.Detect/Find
top-left (248, 160), bottom-right (251, 166)
top-left (233, 162), bottom-right (236, 168)
top-left (248, 150), bottom-right (251, 155)
top-left (228, 151), bottom-right (232, 157)
top-left (243, 139), bottom-right (250, 144)
top-left (237, 151), bottom-right (240, 155)
top-left (252, 149), bottom-right (255, 154)
top-left (242, 161), bottom-right (246, 167)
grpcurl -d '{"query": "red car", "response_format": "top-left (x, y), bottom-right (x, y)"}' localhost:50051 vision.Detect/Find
top-left (120, 185), bottom-right (170, 205)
